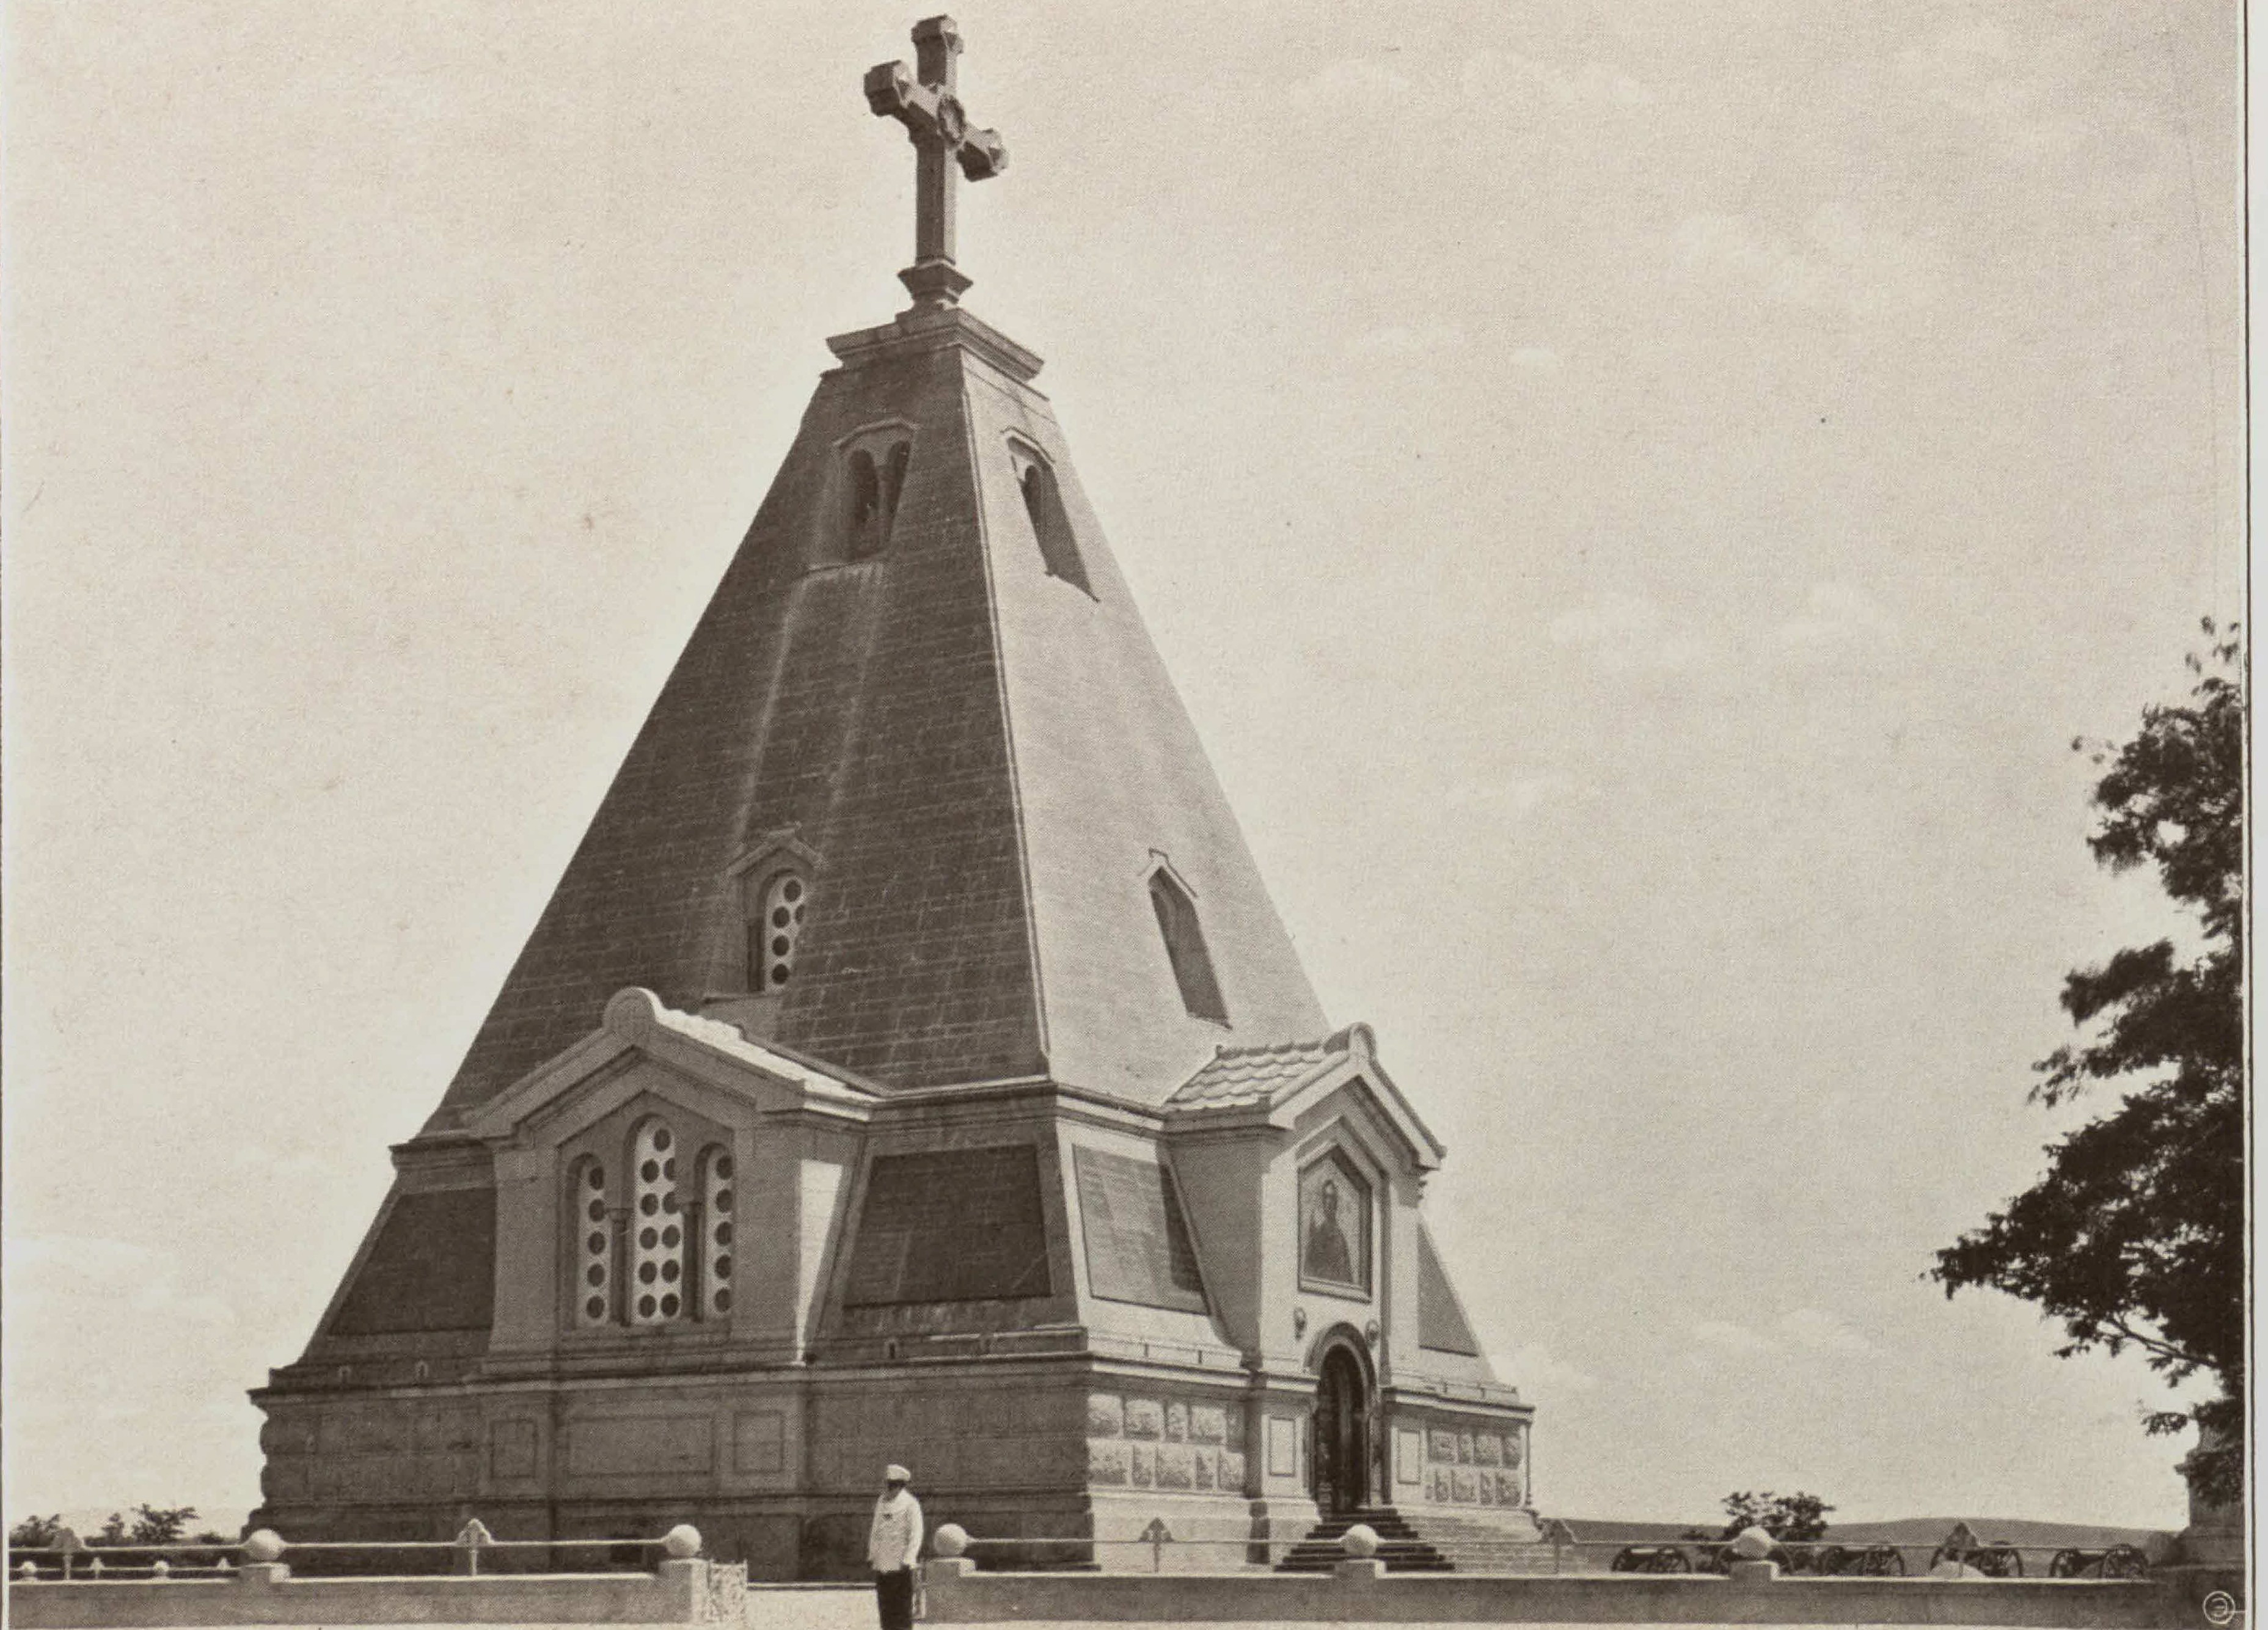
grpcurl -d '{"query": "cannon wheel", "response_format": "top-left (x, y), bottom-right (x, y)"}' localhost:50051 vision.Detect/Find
top-left (1647, 1547), bottom-right (1694, 1574)
top-left (1611, 1548), bottom-right (1643, 1573)
top-left (1769, 1545), bottom-right (1798, 1573)
top-left (1930, 1544), bottom-right (1961, 1574)
top-left (2102, 1546), bottom-right (2148, 1581)
top-left (1861, 1544), bottom-right (1906, 1577)
top-left (1984, 1545), bottom-right (2023, 1579)
top-left (1816, 1545), bottom-right (1851, 1577)
top-left (2049, 1549), bottom-right (2087, 1579)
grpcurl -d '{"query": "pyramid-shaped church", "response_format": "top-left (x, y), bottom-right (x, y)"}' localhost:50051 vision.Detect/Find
top-left (252, 16), bottom-right (1534, 1578)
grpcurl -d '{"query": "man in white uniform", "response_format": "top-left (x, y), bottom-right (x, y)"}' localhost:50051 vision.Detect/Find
top-left (867, 1463), bottom-right (924, 1630)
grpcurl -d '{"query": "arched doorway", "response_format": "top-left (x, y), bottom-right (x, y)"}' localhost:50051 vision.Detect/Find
top-left (1312, 1339), bottom-right (1372, 1515)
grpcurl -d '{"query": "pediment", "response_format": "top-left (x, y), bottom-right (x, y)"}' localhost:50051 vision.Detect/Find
top-left (463, 987), bottom-right (877, 1148)
top-left (1167, 1023), bottom-right (1443, 1173)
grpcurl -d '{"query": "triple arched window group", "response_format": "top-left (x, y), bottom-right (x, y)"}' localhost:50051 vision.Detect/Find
top-left (569, 1117), bottom-right (736, 1330)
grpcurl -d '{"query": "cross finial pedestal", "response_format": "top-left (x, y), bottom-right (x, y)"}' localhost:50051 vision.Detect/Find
top-left (865, 15), bottom-right (1008, 308)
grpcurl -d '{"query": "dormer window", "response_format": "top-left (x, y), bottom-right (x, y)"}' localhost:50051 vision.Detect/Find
top-left (746, 869), bottom-right (808, 993)
top-left (1006, 438), bottom-right (1092, 596)
top-left (846, 440), bottom-right (910, 561)
top-left (816, 423), bottom-right (914, 567)
top-left (1147, 864), bottom-right (1227, 1023)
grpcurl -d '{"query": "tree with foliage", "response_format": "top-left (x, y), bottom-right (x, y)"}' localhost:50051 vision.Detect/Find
top-left (81, 1505), bottom-right (204, 1549)
top-left (1717, 1491), bottom-right (1834, 1541)
top-left (1933, 621), bottom-right (2244, 1507)
top-left (128, 1506), bottom-right (201, 1547)
top-left (9, 1515), bottom-right (66, 1549)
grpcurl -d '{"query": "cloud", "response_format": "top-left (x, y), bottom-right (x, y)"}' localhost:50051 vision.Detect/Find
top-left (1353, 322), bottom-right (1466, 357)
top-left (1692, 1318), bottom-right (1779, 1355)
top-left (1548, 593), bottom-right (1724, 674)
top-left (1776, 1307), bottom-right (1876, 1354)
top-left (1461, 49), bottom-right (1654, 108)
top-left (1691, 1309), bottom-right (1878, 1360)
top-left (1504, 1342), bottom-right (1602, 1395)
top-left (9, 1232), bottom-right (236, 1328)
top-left (1290, 48), bottom-right (1651, 119)
top-left (1287, 56), bottom-right (1413, 114)
top-left (1771, 583), bottom-right (1901, 665)
top-left (1672, 204), bottom-right (1944, 315)
top-left (1443, 772), bottom-right (1600, 818)
top-left (1895, 23), bottom-right (2087, 159)
top-left (1510, 345), bottom-right (1562, 371)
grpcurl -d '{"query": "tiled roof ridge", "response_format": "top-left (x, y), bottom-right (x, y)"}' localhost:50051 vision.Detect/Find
top-left (1204, 1022), bottom-right (1364, 1064)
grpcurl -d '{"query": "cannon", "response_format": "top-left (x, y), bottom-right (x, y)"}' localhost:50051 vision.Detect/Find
top-left (1696, 1541), bottom-right (1807, 1574)
top-left (1933, 1540), bottom-right (2023, 1578)
top-left (1853, 1543), bottom-right (1908, 1576)
top-left (2049, 1545), bottom-right (2148, 1581)
top-left (1611, 1544), bottom-right (1694, 1574)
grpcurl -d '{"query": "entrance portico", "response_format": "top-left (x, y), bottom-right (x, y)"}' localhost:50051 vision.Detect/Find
top-left (1311, 1329), bottom-right (1376, 1516)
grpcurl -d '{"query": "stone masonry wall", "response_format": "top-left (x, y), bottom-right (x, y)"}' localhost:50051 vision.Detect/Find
top-left (1083, 1391), bottom-right (1249, 1497)
top-left (1394, 1415), bottom-right (1530, 1511)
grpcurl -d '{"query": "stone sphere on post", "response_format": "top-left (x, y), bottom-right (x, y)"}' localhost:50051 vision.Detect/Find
top-left (932, 1524), bottom-right (970, 1558)
top-left (1729, 1526), bottom-right (1774, 1561)
top-left (662, 1524), bottom-right (703, 1560)
top-left (242, 1530), bottom-right (287, 1564)
top-left (1341, 1523), bottom-right (1380, 1559)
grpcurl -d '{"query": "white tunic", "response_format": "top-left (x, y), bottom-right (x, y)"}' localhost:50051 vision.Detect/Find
top-left (867, 1489), bottom-right (924, 1572)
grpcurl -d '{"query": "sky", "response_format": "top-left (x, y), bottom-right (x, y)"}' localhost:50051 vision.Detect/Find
top-left (3, 0), bottom-right (2246, 1535)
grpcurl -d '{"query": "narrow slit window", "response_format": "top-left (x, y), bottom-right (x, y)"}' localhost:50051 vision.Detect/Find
top-left (571, 1156), bottom-right (613, 1327)
top-left (701, 1146), bottom-right (735, 1320)
top-left (1149, 870), bottom-right (1227, 1023)
top-left (1009, 445), bottom-right (1092, 595)
top-left (846, 450), bottom-right (885, 559)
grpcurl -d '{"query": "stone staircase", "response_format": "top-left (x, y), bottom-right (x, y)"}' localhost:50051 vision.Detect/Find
top-left (1407, 1510), bottom-right (1563, 1573)
top-left (1275, 1507), bottom-right (1455, 1573)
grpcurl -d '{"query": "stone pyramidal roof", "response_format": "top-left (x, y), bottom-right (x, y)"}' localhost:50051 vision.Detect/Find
top-left (426, 304), bottom-right (1327, 1127)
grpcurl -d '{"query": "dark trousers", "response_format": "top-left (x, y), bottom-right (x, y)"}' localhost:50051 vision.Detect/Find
top-left (876, 1566), bottom-right (916, 1630)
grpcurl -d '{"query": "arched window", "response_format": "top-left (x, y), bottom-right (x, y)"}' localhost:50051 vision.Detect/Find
top-left (746, 869), bottom-right (808, 993)
top-left (1006, 440), bottom-right (1092, 596)
top-left (570, 1155), bottom-right (613, 1328)
top-left (700, 1146), bottom-right (736, 1320)
top-left (1149, 868), bottom-right (1227, 1023)
top-left (628, 1119), bottom-right (687, 1325)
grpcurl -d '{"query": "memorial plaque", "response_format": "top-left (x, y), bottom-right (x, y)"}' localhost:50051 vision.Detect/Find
top-left (1396, 1427), bottom-right (1422, 1485)
top-left (843, 1145), bottom-right (1052, 1305)
top-left (1072, 1146), bottom-right (1209, 1313)
top-left (734, 1411), bottom-right (786, 1474)
top-left (566, 1413), bottom-right (713, 1477)
top-left (489, 1419), bottom-right (538, 1480)
top-left (1266, 1415), bottom-right (1297, 1476)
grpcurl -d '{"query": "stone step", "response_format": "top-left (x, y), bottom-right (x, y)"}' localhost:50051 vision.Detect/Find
top-left (1276, 1509), bottom-right (1454, 1574)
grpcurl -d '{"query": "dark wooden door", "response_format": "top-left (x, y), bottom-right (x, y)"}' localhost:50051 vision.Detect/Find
top-left (1315, 1348), bottom-right (1370, 1513)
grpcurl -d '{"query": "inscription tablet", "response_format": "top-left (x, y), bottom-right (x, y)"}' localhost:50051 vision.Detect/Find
top-left (1072, 1146), bottom-right (1208, 1313)
top-left (843, 1145), bottom-right (1052, 1305)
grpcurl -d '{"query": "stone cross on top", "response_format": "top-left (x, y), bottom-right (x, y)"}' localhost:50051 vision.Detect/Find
top-left (864, 15), bottom-right (1008, 309)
